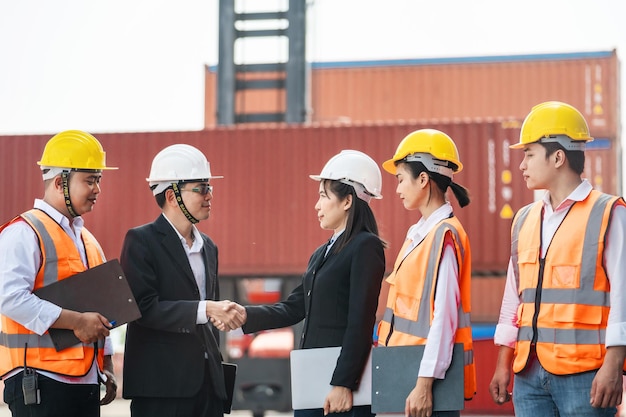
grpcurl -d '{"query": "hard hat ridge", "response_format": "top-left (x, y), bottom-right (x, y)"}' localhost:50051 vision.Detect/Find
top-left (147, 144), bottom-right (223, 196)
top-left (38, 130), bottom-right (117, 173)
top-left (405, 153), bottom-right (455, 179)
top-left (37, 130), bottom-right (116, 218)
top-left (382, 129), bottom-right (462, 177)
top-left (510, 101), bottom-right (593, 150)
top-left (310, 150), bottom-right (383, 203)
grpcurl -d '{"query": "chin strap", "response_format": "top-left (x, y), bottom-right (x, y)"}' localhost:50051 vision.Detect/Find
top-left (171, 183), bottom-right (199, 224)
top-left (61, 171), bottom-right (79, 218)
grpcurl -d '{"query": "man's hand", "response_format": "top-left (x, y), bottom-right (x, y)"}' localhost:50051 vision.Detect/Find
top-left (590, 346), bottom-right (626, 408)
top-left (489, 345), bottom-right (514, 405)
top-left (73, 312), bottom-right (111, 344)
top-left (100, 355), bottom-right (117, 405)
top-left (207, 300), bottom-right (247, 331)
top-left (489, 367), bottom-right (512, 404)
top-left (53, 310), bottom-right (110, 344)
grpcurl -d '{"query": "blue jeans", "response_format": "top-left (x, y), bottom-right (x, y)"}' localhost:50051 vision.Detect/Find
top-left (513, 353), bottom-right (617, 417)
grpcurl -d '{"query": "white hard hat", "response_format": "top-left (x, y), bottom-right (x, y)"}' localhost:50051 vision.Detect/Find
top-left (147, 144), bottom-right (223, 195)
top-left (310, 150), bottom-right (382, 202)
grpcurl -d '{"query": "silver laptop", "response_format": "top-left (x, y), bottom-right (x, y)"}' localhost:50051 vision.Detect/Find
top-left (290, 346), bottom-right (372, 410)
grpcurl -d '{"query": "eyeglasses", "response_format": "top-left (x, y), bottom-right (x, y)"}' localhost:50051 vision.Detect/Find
top-left (181, 184), bottom-right (213, 195)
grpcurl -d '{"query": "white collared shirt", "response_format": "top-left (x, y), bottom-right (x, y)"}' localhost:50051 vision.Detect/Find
top-left (0, 199), bottom-right (113, 384)
top-left (325, 229), bottom-right (344, 257)
top-left (161, 215), bottom-right (210, 324)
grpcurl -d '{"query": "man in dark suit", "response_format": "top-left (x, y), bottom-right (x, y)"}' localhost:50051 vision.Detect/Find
top-left (120, 144), bottom-right (246, 417)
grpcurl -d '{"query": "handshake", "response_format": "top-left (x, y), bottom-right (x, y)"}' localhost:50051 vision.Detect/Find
top-left (207, 300), bottom-right (247, 331)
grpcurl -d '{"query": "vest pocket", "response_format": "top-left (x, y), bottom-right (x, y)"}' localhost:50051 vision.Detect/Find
top-left (554, 341), bottom-right (602, 359)
top-left (517, 247), bottom-right (539, 264)
top-left (549, 265), bottom-right (580, 289)
top-left (39, 345), bottom-right (86, 361)
top-left (517, 247), bottom-right (539, 288)
top-left (553, 303), bottom-right (602, 325)
top-left (393, 292), bottom-right (419, 321)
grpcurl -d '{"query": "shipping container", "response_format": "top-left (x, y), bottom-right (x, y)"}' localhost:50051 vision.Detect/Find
top-left (204, 50), bottom-right (620, 139)
top-left (1, 121), bottom-right (620, 414)
top-left (1, 120), bottom-right (618, 279)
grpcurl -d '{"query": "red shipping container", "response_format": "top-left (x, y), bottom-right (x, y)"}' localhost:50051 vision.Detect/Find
top-left (205, 50), bottom-right (620, 139)
top-left (0, 121), bottom-right (619, 322)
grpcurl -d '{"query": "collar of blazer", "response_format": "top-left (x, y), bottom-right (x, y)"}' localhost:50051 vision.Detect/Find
top-left (154, 214), bottom-right (218, 301)
top-left (154, 214), bottom-right (202, 293)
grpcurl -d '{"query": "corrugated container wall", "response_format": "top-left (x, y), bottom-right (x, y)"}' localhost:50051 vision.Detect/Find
top-left (1, 121), bottom-right (618, 281)
top-left (204, 50), bottom-right (620, 139)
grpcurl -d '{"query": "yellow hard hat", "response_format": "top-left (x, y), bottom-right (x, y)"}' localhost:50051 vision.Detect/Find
top-left (382, 129), bottom-right (463, 176)
top-left (37, 130), bottom-right (117, 170)
top-left (510, 101), bottom-right (593, 149)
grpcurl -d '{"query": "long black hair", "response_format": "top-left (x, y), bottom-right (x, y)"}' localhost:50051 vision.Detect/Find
top-left (321, 179), bottom-right (387, 255)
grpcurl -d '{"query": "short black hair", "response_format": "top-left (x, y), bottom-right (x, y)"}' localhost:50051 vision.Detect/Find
top-left (539, 142), bottom-right (585, 175)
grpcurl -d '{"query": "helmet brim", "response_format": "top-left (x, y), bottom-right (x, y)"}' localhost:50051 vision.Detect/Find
top-left (382, 159), bottom-right (396, 175)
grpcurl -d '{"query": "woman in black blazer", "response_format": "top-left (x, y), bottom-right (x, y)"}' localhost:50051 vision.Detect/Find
top-left (241, 150), bottom-right (386, 417)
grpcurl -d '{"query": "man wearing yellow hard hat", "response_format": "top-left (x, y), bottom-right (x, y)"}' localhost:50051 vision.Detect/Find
top-left (0, 130), bottom-right (119, 416)
top-left (489, 102), bottom-right (626, 416)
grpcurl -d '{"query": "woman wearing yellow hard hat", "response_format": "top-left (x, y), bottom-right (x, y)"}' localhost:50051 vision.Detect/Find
top-left (376, 129), bottom-right (475, 417)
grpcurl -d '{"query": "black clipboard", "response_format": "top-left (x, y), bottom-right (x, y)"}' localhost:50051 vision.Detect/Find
top-left (222, 362), bottom-right (237, 414)
top-left (371, 343), bottom-right (465, 413)
top-left (33, 259), bottom-right (141, 351)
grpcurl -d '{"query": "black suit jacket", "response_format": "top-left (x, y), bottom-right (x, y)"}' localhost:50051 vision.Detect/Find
top-left (120, 214), bottom-right (226, 400)
top-left (243, 231), bottom-right (385, 390)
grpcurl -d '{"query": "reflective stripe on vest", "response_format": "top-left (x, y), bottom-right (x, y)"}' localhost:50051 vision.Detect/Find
top-left (517, 326), bottom-right (605, 344)
top-left (0, 209), bottom-right (106, 377)
top-left (377, 217), bottom-right (475, 399)
top-left (0, 332), bottom-right (105, 350)
top-left (22, 211), bottom-right (60, 287)
top-left (511, 191), bottom-right (625, 374)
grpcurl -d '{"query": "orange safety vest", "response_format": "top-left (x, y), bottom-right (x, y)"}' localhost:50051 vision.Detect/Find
top-left (511, 190), bottom-right (626, 375)
top-left (0, 209), bottom-right (106, 378)
top-left (377, 216), bottom-right (476, 400)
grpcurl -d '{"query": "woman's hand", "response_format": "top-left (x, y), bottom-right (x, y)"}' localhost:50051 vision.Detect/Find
top-left (405, 377), bottom-right (433, 417)
top-left (323, 386), bottom-right (353, 415)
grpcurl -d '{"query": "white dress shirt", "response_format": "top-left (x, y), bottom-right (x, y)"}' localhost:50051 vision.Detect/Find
top-left (495, 180), bottom-right (626, 348)
top-left (325, 229), bottom-right (345, 257)
top-left (402, 202), bottom-right (460, 379)
top-left (0, 199), bottom-right (113, 384)
top-left (161, 215), bottom-right (210, 324)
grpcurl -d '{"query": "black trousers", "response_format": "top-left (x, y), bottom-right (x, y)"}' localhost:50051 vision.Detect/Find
top-left (129, 361), bottom-right (225, 417)
top-left (3, 371), bottom-right (100, 417)
top-left (294, 405), bottom-right (375, 417)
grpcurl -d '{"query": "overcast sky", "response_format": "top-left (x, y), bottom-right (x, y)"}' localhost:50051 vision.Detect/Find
top-left (0, 0), bottom-right (624, 135)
